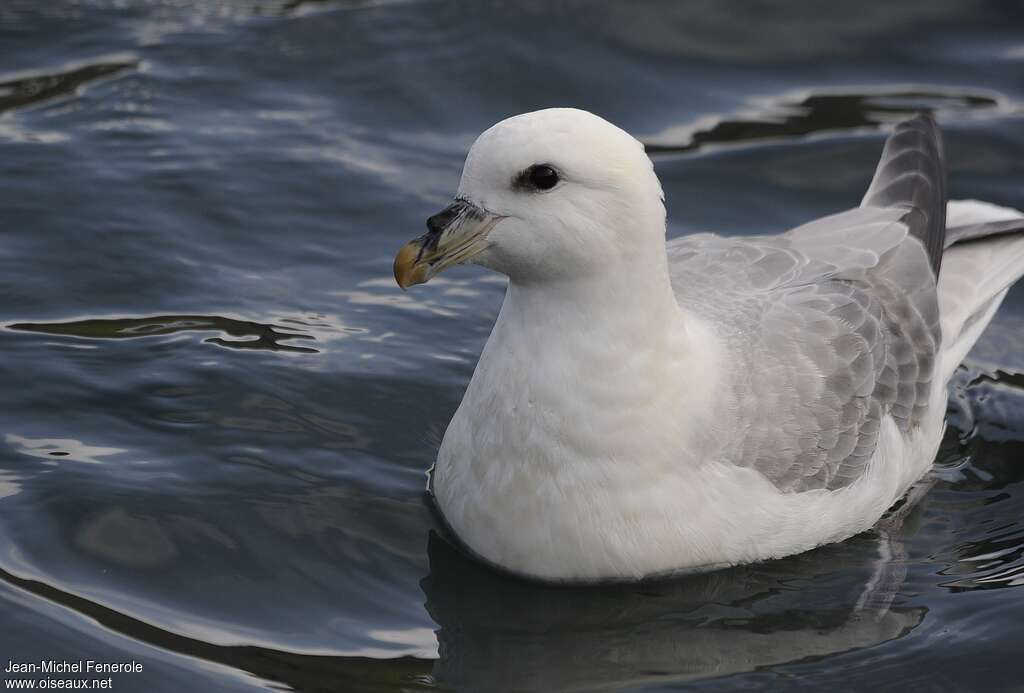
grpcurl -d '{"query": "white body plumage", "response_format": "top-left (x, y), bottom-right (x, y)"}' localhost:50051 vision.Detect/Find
top-left (434, 240), bottom-right (945, 581)
top-left (393, 109), bottom-right (1024, 581)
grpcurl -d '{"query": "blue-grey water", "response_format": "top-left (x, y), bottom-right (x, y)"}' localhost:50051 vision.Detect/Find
top-left (2, 2), bottom-right (1024, 691)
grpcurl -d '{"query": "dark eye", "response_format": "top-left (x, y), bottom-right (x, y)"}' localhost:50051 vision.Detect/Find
top-left (523, 164), bottom-right (559, 191)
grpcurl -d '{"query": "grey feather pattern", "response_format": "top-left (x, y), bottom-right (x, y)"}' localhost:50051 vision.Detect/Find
top-left (668, 210), bottom-right (941, 492)
top-left (660, 114), bottom-right (951, 492)
top-left (663, 114), bottom-right (958, 491)
top-left (861, 114), bottom-right (947, 273)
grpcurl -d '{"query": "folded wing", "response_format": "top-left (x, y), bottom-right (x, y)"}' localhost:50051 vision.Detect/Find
top-left (667, 115), bottom-right (948, 492)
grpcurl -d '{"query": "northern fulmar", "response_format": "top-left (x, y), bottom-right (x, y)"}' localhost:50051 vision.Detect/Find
top-left (393, 108), bottom-right (1024, 582)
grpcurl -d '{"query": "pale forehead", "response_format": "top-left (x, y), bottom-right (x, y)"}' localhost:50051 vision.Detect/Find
top-left (461, 108), bottom-right (645, 186)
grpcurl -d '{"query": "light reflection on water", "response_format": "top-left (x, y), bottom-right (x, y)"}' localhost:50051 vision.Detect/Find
top-left (1, 1), bottom-right (1023, 691)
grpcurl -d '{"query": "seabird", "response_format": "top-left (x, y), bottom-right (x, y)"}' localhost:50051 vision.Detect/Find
top-left (394, 108), bottom-right (1024, 582)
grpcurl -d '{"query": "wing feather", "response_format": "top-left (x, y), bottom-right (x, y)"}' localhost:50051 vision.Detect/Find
top-left (861, 114), bottom-right (947, 273)
top-left (668, 211), bottom-right (939, 491)
top-left (663, 114), bottom-right (949, 492)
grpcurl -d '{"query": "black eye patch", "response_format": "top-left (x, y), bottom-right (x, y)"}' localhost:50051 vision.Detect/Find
top-left (514, 164), bottom-right (560, 192)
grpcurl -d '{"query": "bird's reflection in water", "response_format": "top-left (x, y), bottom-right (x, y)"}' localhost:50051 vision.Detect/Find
top-left (421, 492), bottom-right (929, 693)
top-left (0, 487), bottom-right (931, 693)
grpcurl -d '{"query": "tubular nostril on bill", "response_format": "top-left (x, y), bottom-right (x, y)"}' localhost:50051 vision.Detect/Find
top-left (426, 204), bottom-right (461, 234)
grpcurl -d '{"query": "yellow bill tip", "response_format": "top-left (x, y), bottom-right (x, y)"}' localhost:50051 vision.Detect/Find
top-left (394, 240), bottom-right (428, 290)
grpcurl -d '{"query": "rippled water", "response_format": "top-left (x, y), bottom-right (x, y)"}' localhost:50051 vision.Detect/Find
top-left (2, 2), bottom-right (1023, 691)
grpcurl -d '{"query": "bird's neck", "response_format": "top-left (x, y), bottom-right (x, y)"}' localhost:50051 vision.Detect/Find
top-left (502, 244), bottom-right (683, 345)
top-left (446, 245), bottom-right (724, 465)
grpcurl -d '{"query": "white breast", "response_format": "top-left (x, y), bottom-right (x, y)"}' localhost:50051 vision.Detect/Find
top-left (431, 284), bottom-right (945, 581)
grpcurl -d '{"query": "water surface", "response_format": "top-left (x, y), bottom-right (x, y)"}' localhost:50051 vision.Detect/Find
top-left (1, 1), bottom-right (1024, 691)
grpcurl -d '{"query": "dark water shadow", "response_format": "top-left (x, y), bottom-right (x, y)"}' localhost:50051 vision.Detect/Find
top-left (0, 565), bottom-right (435, 693)
top-left (933, 365), bottom-right (1024, 591)
top-left (644, 87), bottom-right (1005, 156)
top-left (0, 58), bottom-right (138, 115)
top-left (275, 0), bottom-right (376, 14)
top-left (939, 520), bottom-right (1024, 591)
top-left (7, 315), bottom-right (318, 354)
top-left (0, 521), bottom-right (922, 693)
top-left (420, 530), bottom-right (925, 693)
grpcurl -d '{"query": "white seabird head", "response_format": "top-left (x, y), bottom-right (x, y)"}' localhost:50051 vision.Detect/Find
top-left (394, 108), bottom-right (666, 288)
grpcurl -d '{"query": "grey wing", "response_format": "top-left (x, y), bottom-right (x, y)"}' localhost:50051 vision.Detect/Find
top-left (665, 114), bottom-right (948, 492)
top-left (861, 114), bottom-right (947, 273)
top-left (667, 218), bottom-right (941, 492)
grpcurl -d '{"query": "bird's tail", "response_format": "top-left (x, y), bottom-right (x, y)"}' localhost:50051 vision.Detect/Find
top-left (937, 199), bottom-right (1024, 381)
